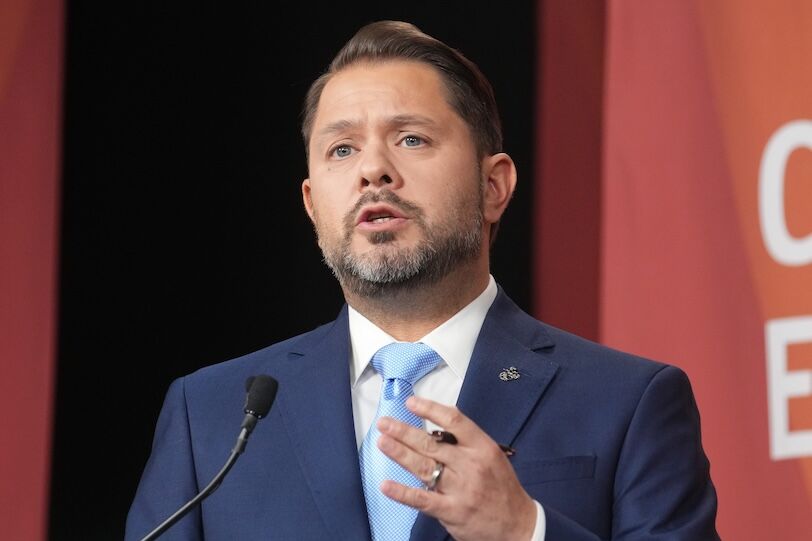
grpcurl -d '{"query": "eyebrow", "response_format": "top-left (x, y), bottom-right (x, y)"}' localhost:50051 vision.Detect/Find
top-left (314, 114), bottom-right (440, 141)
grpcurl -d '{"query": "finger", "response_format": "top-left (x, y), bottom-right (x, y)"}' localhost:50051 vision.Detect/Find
top-left (377, 433), bottom-right (457, 486)
top-left (380, 480), bottom-right (448, 516)
top-left (377, 417), bottom-right (456, 463)
top-left (405, 396), bottom-right (484, 443)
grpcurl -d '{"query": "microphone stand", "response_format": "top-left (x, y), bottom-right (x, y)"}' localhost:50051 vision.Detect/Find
top-left (138, 375), bottom-right (277, 540)
top-left (139, 425), bottom-right (252, 541)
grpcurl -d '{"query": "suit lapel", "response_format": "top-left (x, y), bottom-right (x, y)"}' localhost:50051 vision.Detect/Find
top-left (273, 292), bottom-right (558, 541)
top-left (455, 292), bottom-right (558, 447)
top-left (411, 290), bottom-right (559, 541)
top-left (275, 307), bottom-right (372, 541)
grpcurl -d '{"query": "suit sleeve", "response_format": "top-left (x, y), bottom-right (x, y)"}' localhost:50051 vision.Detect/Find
top-left (124, 377), bottom-right (203, 541)
top-left (544, 366), bottom-right (719, 540)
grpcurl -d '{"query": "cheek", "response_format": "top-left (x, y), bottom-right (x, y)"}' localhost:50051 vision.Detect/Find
top-left (313, 200), bottom-right (358, 245)
top-left (308, 194), bottom-right (337, 227)
top-left (308, 180), bottom-right (343, 210)
top-left (308, 169), bottom-right (356, 208)
top-left (425, 166), bottom-right (481, 212)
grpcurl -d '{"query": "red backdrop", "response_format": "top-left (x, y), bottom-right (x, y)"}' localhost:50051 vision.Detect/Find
top-left (0, 0), bottom-right (63, 538)
top-left (537, 1), bottom-right (812, 539)
top-left (4, 1), bottom-right (812, 538)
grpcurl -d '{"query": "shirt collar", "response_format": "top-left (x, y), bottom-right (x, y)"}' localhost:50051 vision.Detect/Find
top-left (348, 275), bottom-right (498, 386)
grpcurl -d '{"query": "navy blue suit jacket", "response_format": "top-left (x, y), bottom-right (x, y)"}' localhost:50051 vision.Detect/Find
top-left (125, 289), bottom-right (719, 540)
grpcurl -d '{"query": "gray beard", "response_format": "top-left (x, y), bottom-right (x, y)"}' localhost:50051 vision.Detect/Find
top-left (316, 189), bottom-right (483, 299)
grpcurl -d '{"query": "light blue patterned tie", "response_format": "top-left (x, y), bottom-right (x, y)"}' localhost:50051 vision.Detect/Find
top-left (360, 342), bottom-right (442, 541)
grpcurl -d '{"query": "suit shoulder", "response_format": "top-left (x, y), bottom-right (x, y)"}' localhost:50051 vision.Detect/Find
top-left (492, 288), bottom-right (670, 379)
top-left (182, 313), bottom-right (345, 387)
top-left (528, 320), bottom-right (698, 422)
top-left (546, 323), bottom-right (668, 371)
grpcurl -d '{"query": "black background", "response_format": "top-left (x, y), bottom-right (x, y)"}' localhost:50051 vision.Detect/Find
top-left (50, 2), bottom-right (536, 538)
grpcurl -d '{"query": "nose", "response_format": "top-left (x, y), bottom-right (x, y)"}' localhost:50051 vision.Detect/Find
top-left (357, 144), bottom-right (402, 191)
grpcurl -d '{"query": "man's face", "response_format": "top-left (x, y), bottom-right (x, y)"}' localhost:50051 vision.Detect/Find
top-left (302, 60), bottom-right (485, 298)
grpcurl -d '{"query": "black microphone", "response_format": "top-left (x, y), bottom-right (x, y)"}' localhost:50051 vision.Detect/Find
top-left (140, 375), bottom-right (279, 541)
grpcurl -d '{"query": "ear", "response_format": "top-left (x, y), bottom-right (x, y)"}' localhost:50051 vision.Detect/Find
top-left (481, 152), bottom-right (517, 225)
top-left (302, 178), bottom-right (315, 222)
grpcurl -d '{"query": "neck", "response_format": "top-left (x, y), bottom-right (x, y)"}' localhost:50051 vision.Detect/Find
top-left (343, 259), bottom-right (490, 342)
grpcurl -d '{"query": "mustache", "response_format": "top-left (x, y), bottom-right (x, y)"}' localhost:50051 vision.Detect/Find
top-left (343, 190), bottom-right (424, 228)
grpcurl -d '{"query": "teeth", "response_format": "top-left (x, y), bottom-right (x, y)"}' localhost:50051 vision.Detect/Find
top-left (371, 216), bottom-right (393, 223)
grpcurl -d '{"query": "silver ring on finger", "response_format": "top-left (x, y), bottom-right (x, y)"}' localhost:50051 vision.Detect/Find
top-left (425, 461), bottom-right (444, 491)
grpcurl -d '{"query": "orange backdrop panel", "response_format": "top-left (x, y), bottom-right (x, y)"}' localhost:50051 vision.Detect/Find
top-left (601, 1), bottom-right (812, 539)
top-left (0, 0), bottom-right (63, 538)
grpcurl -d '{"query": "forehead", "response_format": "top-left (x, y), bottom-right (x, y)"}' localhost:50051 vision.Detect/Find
top-left (311, 60), bottom-right (458, 134)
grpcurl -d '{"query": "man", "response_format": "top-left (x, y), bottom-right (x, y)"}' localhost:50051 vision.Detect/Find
top-left (126, 20), bottom-right (719, 540)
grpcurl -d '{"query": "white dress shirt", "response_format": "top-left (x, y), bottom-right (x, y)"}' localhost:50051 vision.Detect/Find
top-left (347, 275), bottom-right (546, 541)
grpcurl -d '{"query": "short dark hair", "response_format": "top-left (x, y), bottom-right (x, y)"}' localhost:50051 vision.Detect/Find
top-left (301, 20), bottom-right (503, 159)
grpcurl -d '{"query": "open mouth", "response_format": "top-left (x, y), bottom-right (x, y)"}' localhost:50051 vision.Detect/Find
top-left (367, 213), bottom-right (395, 224)
top-left (357, 205), bottom-right (407, 225)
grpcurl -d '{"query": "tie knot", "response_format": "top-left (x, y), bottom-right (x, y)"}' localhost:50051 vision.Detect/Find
top-left (371, 342), bottom-right (441, 384)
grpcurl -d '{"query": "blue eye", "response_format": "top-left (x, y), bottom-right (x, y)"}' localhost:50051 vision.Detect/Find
top-left (401, 135), bottom-right (423, 147)
top-left (332, 145), bottom-right (353, 158)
